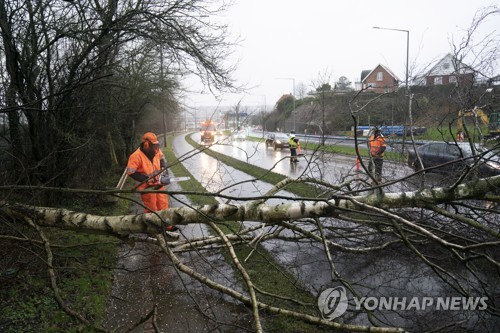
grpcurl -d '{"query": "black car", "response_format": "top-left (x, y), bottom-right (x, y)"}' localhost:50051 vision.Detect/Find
top-left (407, 141), bottom-right (500, 177)
top-left (265, 133), bottom-right (290, 150)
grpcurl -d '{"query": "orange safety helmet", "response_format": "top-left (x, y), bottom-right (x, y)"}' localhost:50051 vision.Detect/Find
top-left (142, 132), bottom-right (159, 149)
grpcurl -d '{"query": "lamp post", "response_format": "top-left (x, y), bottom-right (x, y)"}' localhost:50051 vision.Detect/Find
top-left (252, 94), bottom-right (267, 136)
top-left (372, 26), bottom-right (409, 94)
top-left (373, 26), bottom-right (411, 152)
top-left (275, 77), bottom-right (296, 132)
top-left (184, 106), bottom-right (197, 131)
top-left (261, 95), bottom-right (267, 136)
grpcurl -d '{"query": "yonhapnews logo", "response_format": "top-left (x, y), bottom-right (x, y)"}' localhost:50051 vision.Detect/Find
top-left (318, 287), bottom-right (488, 321)
top-left (317, 286), bottom-right (348, 320)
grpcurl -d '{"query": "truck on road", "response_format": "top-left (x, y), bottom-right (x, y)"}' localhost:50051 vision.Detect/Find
top-left (200, 120), bottom-right (217, 143)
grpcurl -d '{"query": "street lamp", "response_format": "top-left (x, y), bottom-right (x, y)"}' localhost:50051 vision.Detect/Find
top-left (373, 26), bottom-right (411, 152)
top-left (372, 26), bottom-right (409, 94)
top-left (183, 106), bottom-right (197, 131)
top-left (275, 77), bottom-right (296, 132)
top-left (251, 94), bottom-right (267, 136)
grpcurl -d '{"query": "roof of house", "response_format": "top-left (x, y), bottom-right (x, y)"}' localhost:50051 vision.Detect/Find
top-left (361, 64), bottom-right (400, 83)
top-left (412, 53), bottom-right (476, 86)
top-left (424, 53), bottom-right (475, 76)
top-left (360, 70), bottom-right (371, 81)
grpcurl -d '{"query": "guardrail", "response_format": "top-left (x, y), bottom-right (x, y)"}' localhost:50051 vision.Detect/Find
top-left (258, 132), bottom-right (428, 148)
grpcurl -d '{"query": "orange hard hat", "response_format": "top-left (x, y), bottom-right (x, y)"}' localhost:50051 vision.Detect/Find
top-left (142, 132), bottom-right (159, 144)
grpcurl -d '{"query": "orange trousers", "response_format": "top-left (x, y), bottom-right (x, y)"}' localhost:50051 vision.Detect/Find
top-left (141, 188), bottom-right (169, 212)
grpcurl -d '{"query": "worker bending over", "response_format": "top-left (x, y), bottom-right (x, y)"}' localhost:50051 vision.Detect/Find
top-left (367, 128), bottom-right (387, 183)
top-left (127, 132), bottom-right (177, 231)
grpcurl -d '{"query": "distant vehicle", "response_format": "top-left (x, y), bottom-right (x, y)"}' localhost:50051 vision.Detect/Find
top-left (457, 107), bottom-right (500, 138)
top-left (265, 133), bottom-right (290, 150)
top-left (488, 112), bottom-right (500, 138)
top-left (200, 120), bottom-right (217, 143)
top-left (407, 141), bottom-right (500, 177)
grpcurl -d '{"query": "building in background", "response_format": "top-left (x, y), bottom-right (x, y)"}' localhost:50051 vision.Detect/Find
top-left (360, 64), bottom-right (400, 93)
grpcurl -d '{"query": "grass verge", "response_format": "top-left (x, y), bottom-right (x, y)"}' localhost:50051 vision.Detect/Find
top-left (185, 135), bottom-right (324, 198)
top-left (0, 174), bottom-right (130, 333)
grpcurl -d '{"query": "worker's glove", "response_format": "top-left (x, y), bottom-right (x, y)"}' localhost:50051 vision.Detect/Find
top-left (160, 175), bottom-right (171, 185)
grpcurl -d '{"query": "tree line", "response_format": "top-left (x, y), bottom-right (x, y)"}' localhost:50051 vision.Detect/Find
top-left (0, 0), bottom-right (235, 204)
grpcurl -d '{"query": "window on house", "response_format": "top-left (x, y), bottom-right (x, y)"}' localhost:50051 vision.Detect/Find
top-left (443, 62), bottom-right (450, 70)
top-left (376, 72), bottom-right (383, 81)
top-left (434, 76), bottom-right (443, 85)
top-left (449, 76), bottom-right (457, 83)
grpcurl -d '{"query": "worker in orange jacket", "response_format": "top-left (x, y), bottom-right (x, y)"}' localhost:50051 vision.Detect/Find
top-left (367, 128), bottom-right (387, 183)
top-left (127, 132), bottom-right (177, 231)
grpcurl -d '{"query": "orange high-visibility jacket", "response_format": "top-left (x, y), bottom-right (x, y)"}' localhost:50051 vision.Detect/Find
top-left (368, 134), bottom-right (387, 157)
top-left (127, 148), bottom-right (166, 190)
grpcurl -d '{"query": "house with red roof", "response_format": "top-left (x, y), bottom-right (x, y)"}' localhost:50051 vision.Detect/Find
top-left (360, 64), bottom-right (400, 93)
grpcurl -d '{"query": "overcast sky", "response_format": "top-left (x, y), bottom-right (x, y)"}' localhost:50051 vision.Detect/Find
top-left (182, 0), bottom-right (499, 110)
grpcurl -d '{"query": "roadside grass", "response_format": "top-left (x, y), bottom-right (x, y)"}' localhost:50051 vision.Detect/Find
top-left (166, 134), bottom-right (332, 332)
top-left (164, 139), bottom-right (218, 206)
top-left (0, 174), bottom-right (129, 333)
top-left (416, 126), bottom-right (490, 142)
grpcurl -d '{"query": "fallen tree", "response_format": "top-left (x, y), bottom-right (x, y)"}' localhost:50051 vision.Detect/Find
top-left (3, 174), bottom-right (499, 236)
top-left (1, 172), bottom-right (499, 332)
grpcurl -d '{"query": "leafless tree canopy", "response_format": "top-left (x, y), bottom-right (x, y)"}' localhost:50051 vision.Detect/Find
top-left (0, 0), bottom-right (236, 195)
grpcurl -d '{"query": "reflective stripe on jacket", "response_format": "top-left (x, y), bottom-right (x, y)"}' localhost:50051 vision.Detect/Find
top-left (368, 134), bottom-right (386, 157)
top-left (127, 148), bottom-right (165, 190)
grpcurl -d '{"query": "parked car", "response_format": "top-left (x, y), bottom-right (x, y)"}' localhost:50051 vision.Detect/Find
top-left (265, 133), bottom-right (290, 150)
top-left (407, 142), bottom-right (500, 177)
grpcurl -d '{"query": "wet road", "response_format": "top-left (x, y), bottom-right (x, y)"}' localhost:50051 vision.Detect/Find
top-left (208, 132), bottom-right (434, 193)
top-left (176, 133), bottom-right (298, 204)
